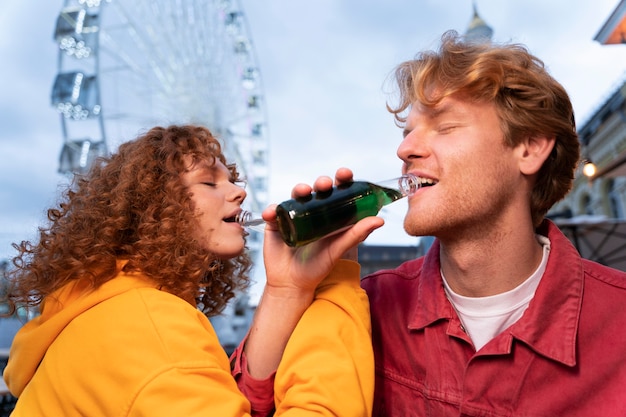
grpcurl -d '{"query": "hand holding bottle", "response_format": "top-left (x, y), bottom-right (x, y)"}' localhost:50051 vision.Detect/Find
top-left (260, 168), bottom-right (385, 294)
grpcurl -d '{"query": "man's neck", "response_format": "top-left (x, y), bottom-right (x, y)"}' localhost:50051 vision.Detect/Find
top-left (438, 224), bottom-right (544, 297)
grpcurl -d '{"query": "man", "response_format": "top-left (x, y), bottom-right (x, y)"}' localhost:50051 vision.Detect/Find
top-left (235, 31), bottom-right (626, 416)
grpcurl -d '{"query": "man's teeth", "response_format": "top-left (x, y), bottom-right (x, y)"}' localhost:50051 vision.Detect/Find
top-left (419, 178), bottom-right (437, 187)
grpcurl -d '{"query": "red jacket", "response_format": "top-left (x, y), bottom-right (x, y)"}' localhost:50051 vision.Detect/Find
top-left (363, 220), bottom-right (626, 416)
top-left (237, 220), bottom-right (626, 416)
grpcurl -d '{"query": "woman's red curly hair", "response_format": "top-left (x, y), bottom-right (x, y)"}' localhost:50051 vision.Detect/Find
top-left (6, 125), bottom-right (251, 317)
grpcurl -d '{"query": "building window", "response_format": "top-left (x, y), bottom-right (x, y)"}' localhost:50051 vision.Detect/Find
top-left (608, 179), bottom-right (625, 218)
top-left (582, 194), bottom-right (594, 215)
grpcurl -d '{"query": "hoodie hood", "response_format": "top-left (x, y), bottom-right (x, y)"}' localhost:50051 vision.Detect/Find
top-left (4, 271), bottom-right (157, 396)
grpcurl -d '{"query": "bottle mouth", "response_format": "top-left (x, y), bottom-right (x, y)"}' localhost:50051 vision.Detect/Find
top-left (399, 173), bottom-right (421, 196)
top-left (234, 210), bottom-right (264, 227)
top-left (234, 210), bottom-right (252, 225)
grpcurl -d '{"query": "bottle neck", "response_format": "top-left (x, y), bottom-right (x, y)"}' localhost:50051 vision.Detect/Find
top-left (374, 174), bottom-right (421, 197)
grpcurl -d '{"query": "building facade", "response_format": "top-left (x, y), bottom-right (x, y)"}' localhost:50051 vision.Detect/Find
top-left (551, 0), bottom-right (626, 220)
top-left (358, 238), bottom-right (433, 278)
top-left (547, 1), bottom-right (626, 271)
top-left (551, 79), bottom-right (626, 219)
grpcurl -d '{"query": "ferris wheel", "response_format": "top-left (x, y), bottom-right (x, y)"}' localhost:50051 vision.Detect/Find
top-left (50, 0), bottom-right (270, 349)
top-left (50, 0), bottom-right (270, 222)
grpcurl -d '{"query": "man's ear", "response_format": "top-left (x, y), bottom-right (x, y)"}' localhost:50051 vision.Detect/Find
top-left (517, 134), bottom-right (556, 176)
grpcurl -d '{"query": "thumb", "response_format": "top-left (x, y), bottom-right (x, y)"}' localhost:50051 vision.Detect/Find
top-left (349, 216), bottom-right (385, 243)
top-left (328, 216), bottom-right (385, 256)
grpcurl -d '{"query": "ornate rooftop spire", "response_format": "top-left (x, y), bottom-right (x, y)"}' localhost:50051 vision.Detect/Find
top-left (465, 2), bottom-right (493, 42)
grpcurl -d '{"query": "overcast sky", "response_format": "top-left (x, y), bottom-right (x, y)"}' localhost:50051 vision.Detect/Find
top-left (2, 0), bottom-right (626, 271)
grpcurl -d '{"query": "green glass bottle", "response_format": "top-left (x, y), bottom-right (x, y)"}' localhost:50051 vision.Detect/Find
top-left (275, 174), bottom-right (420, 247)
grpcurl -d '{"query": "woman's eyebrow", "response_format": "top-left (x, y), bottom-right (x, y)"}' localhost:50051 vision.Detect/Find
top-left (202, 163), bottom-right (233, 181)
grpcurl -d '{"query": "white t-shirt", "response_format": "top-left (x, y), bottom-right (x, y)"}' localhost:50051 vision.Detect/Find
top-left (442, 235), bottom-right (551, 351)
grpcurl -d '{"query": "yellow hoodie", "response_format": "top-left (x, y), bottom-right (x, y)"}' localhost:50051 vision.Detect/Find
top-left (4, 260), bottom-right (373, 416)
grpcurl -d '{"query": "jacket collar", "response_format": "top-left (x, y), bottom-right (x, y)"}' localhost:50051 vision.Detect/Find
top-left (409, 220), bottom-right (583, 366)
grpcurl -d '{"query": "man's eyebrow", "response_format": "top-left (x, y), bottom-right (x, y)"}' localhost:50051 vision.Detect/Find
top-left (402, 102), bottom-right (455, 137)
top-left (427, 102), bottom-right (454, 119)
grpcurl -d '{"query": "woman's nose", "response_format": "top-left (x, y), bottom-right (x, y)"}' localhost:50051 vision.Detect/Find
top-left (231, 182), bottom-right (247, 202)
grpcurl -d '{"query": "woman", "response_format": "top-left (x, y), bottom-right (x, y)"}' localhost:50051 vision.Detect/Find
top-left (3, 125), bottom-right (377, 416)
